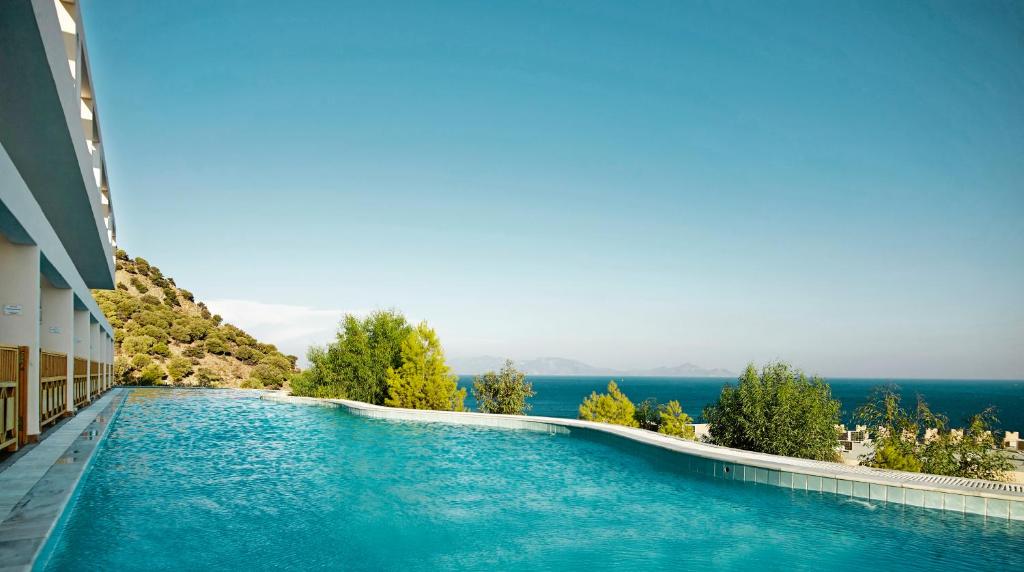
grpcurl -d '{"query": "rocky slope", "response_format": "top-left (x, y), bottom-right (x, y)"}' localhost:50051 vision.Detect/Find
top-left (92, 250), bottom-right (297, 388)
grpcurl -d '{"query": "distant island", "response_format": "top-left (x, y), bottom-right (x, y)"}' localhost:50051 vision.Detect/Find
top-left (450, 356), bottom-right (735, 378)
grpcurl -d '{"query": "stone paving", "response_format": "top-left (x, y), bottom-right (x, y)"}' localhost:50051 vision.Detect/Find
top-left (0, 389), bottom-right (124, 572)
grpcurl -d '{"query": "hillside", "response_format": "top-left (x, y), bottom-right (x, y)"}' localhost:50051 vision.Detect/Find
top-left (92, 249), bottom-right (298, 388)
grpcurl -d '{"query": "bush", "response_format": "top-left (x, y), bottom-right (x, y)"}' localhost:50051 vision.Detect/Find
top-left (129, 276), bottom-right (149, 294)
top-left (259, 353), bottom-right (292, 373)
top-left (385, 322), bottom-right (465, 411)
top-left (131, 353), bottom-right (152, 370)
top-left (121, 335), bottom-right (156, 355)
top-left (579, 381), bottom-right (638, 427)
top-left (140, 324), bottom-right (169, 342)
top-left (658, 400), bottom-right (695, 439)
top-left (136, 310), bottom-right (170, 329)
top-left (115, 248), bottom-right (129, 260)
top-left (170, 323), bottom-right (192, 343)
top-left (205, 336), bottom-right (228, 355)
top-left (139, 294), bottom-right (160, 306)
top-left (186, 318), bottom-right (212, 341)
top-left (703, 362), bottom-right (841, 462)
top-left (248, 364), bottom-right (287, 390)
top-left (114, 356), bottom-right (132, 384)
top-left (166, 356), bottom-right (193, 382)
top-left (240, 378), bottom-right (264, 390)
top-left (182, 345), bottom-right (206, 359)
top-left (139, 363), bottom-right (165, 384)
top-left (134, 257), bottom-right (150, 274)
top-left (472, 360), bottom-right (534, 415)
top-left (194, 367), bottom-right (221, 388)
top-left (151, 342), bottom-right (171, 358)
top-left (117, 282), bottom-right (128, 291)
top-left (179, 289), bottom-right (194, 302)
top-left (163, 287), bottom-right (179, 307)
top-left (233, 345), bottom-right (263, 365)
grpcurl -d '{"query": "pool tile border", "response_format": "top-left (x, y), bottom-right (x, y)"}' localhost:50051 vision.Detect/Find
top-left (263, 392), bottom-right (1024, 522)
top-left (0, 389), bottom-right (126, 572)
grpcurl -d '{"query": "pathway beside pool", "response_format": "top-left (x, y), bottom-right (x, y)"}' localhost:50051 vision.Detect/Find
top-left (0, 389), bottom-right (124, 572)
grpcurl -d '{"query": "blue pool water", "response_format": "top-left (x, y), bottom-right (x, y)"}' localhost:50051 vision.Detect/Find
top-left (458, 376), bottom-right (1024, 429)
top-left (46, 389), bottom-right (1024, 571)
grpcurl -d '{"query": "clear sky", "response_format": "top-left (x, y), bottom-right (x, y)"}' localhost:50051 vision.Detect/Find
top-left (81, 0), bottom-right (1023, 379)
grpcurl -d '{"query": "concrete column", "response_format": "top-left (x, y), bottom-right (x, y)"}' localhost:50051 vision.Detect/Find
top-left (74, 308), bottom-right (89, 400)
top-left (0, 236), bottom-right (41, 437)
top-left (40, 276), bottom-right (73, 412)
top-left (89, 320), bottom-right (100, 396)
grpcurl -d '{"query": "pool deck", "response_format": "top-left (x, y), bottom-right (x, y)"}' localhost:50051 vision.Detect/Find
top-left (0, 389), bottom-right (125, 572)
top-left (264, 392), bottom-right (1024, 521)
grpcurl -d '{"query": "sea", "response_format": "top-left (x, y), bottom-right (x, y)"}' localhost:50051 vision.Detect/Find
top-left (457, 376), bottom-right (1024, 432)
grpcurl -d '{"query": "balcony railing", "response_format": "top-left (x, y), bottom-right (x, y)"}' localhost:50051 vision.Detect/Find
top-left (90, 360), bottom-right (100, 399)
top-left (73, 357), bottom-right (88, 408)
top-left (40, 351), bottom-right (68, 428)
top-left (1, 345), bottom-right (20, 451)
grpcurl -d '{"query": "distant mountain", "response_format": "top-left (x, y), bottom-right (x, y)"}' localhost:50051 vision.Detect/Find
top-left (449, 356), bottom-right (735, 378)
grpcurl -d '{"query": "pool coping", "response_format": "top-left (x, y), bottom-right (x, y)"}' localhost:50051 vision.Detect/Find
top-left (0, 389), bottom-right (126, 572)
top-left (263, 392), bottom-right (1024, 521)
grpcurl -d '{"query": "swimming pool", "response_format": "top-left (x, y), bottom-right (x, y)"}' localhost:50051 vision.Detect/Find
top-left (44, 389), bottom-right (1024, 571)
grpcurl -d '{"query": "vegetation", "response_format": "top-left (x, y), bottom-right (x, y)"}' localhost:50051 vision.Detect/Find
top-left (657, 400), bottom-right (695, 439)
top-left (856, 386), bottom-right (1012, 480)
top-left (384, 322), bottom-right (465, 411)
top-left (292, 310), bottom-right (411, 403)
top-left (472, 360), bottom-right (534, 415)
top-left (93, 250), bottom-right (297, 388)
top-left (577, 381), bottom-right (696, 438)
top-left (579, 381), bottom-right (639, 427)
top-left (703, 362), bottom-right (841, 462)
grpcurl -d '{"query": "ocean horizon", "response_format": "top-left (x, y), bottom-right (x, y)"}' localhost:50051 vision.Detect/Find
top-left (457, 375), bottom-right (1024, 431)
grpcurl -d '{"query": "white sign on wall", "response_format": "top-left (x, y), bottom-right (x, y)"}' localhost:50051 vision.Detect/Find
top-left (3, 305), bottom-right (22, 316)
top-left (49, 326), bottom-right (61, 334)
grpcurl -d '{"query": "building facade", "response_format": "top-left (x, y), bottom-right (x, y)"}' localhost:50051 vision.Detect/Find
top-left (1, 0), bottom-right (117, 448)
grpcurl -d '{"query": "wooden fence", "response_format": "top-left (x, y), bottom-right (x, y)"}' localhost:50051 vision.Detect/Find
top-left (90, 360), bottom-right (100, 398)
top-left (39, 351), bottom-right (68, 428)
top-left (73, 357), bottom-right (89, 408)
top-left (1, 345), bottom-right (19, 451)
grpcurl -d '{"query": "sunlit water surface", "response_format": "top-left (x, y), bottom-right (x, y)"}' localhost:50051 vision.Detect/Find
top-left (45, 389), bottom-right (1024, 571)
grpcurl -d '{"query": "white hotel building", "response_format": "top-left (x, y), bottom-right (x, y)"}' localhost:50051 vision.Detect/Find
top-left (1, 0), bottom-right (117, 449)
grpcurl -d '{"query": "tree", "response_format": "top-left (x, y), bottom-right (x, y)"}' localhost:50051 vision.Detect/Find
top-left (293, 310), bottom-right (412, 403)
top-left (166, 356), bottom-right (193, 382)
top-left (384, 322), bottom-right (465, 411)
top-left (121, 335), bottom-right (156, 355)
top-left (247, 364), bottom-right (287, 390)
top-left (658, 400), bottom-right (695, 439)
top-left (205, 335), bottom-right (228, 355)
top-left (633, 398), bottom-right (662, 431)
top-left (194, 367), bottom-right (221, 388)
top-left (472, 360), bottom-right (534, 415)
top-left (856, 387), bottom-right (1012, 480)
top-left (578, 381), bottom-right (639, 427)
top-left (703, 362), bottom-right (841, 462)
top-left (139, 363), bottom-right (165, 384)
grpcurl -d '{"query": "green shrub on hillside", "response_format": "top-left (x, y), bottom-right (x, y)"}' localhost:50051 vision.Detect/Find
top-left (131, 354), bottom-right (152, 370)
top-left (204, 336), bottom-right (228, 354)
top-left (233, 345), bottom-right (262, 365)
top-left (248, 364), bottom-right (287, 390)
top-left (151, 342), bottom-right (171, 358)
top-left (169, 324), bottom-right (191, 343)
top-left (134, 257), bottom-right (150, 274)
top-left (194, 367), bottom-right (221, 388)
top-left (704, 362), bottom-right (841, 462)
top-left (129, 276), bottom-right (149, 293)
top-left (162, 287), bottom-right (179, 307)
top-left (140, 324), bottom-right (169, 342)
top-left (121, 335), bottom-right (156, 355)
top-left (139, 363), bottom-right (164, 384)
top-left (139, 294), bottom-right (160, 306)
top-left (167, 356), bottom-right (193, 382)
top-left (182, 345), bottom-right (206, 359)
top-left (117, 283), bottom-right (128, 291)
top-left (578, 381), bottom-right (639, 427)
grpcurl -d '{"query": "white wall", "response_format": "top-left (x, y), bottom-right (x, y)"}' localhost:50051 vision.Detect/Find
top-left (40, 275), bottom-right (73, 411)
top-left (0, 235), bottom-right (41, 435)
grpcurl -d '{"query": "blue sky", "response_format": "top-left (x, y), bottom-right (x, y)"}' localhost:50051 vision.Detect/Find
top-left (81, 0), bottom-right (1023, 378)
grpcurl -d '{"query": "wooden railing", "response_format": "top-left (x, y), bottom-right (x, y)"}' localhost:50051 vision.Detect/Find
top-left (73, 357), bottom-right (89, 408)
top-left (1, 345), bottom-right (19, 451)
top-left (39, 351), bottom-right (68, 428)
top-left (90, 360), bottom-right (100, 398)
